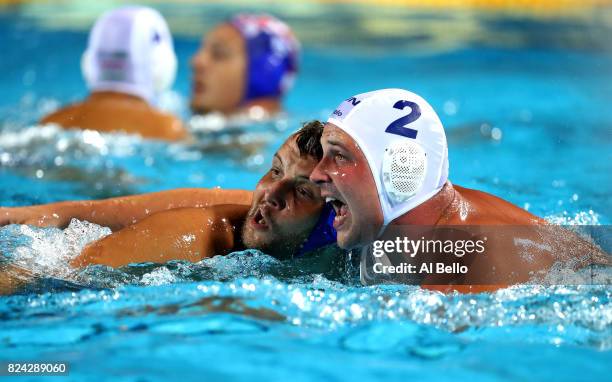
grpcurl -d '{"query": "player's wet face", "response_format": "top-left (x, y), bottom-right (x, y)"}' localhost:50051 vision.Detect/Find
top-left (310, 124), bottom-right (384, 250)
top-left (242, 136), bottom-right (325, 258)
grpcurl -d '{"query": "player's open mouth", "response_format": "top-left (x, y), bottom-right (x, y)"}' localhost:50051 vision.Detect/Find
top-left (250, 207), bottom-right (270, 230)
top-left (326, 196), bottom-right (349, 230)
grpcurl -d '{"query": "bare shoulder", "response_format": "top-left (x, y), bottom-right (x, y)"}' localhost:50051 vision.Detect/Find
top-left (105, 102), bottom-right (186, 140)
top-left (149, 205), bottom-right (248, 257)
top-left (201, 204), bottom-right (250, 226)
top-left (72, 205), bottom-right (248, 267)
top-left (41, 98), bottom-right (186, 140)
top-left (145, 108), bottom-right (187, 140)
top-left (40, 103), bottom-right (84, 126)
top-left (453, 184), bottom-right (545, 224)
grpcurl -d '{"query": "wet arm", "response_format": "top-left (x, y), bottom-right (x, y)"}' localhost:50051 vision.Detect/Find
top-left (0, 264), bottom-right (35, 296)
top-left (0, 188), bottom-right (252, 231)
top-left (70, 205), bottom-right (245, 268)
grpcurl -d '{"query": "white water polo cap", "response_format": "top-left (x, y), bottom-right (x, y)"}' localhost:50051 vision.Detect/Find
top-left (82, 6), bottom-right (177, 102)
top-left (327, 88), bottom-right (449, 226)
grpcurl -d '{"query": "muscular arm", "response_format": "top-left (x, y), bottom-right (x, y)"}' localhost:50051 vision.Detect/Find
top-left (0, 188), bottom-right (253, 231)
top-left (70, 204), bottom-right (249, 268)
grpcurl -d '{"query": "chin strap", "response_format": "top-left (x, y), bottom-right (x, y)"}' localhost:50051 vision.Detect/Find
top-left (294, 203), bottom-right (337, 258)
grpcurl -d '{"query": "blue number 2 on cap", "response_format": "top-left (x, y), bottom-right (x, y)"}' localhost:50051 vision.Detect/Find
top-left (385, 100), bottom-right (421, 139)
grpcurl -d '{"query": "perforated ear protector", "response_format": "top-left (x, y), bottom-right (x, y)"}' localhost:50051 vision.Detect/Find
top-left (381, 140), bottom-right (427, 205)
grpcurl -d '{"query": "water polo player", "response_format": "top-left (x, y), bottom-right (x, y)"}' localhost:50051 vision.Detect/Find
top-left (311, 88), bottom-right (608, 289)
top-left (190, 14), bottom-right (299, 119)
top-left (1, 122), bottom-right (336, 268)
top-left (41, 6), bottom-right (186, 140)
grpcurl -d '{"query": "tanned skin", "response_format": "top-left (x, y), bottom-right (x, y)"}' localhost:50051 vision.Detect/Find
top-left (41, 91), bottom-right (187, 141)
top-left (0, 122), bottom-right (332, 294)
top-left (71, 204), bottom-right (249, 268)
top-left (71, 129), bottom-right (326, 268)
top-left (0, 188), bottom-right (253, 231)
top-left (311, 123), bottom-right (608, 292)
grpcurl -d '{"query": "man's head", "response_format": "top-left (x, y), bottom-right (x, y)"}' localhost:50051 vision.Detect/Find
top-left (82, 6), bottom-right (177, 102)
top-left (311, 89), bottom-right (449, 250)
top-left (190, 14), bottom-right (299, 115)
top-left (242, 121), bottom-right (332, 259)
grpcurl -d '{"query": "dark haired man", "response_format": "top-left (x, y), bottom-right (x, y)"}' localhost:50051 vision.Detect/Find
top-left (70, 121), bottom-right (336, 267)
top-left (0, 121), bottom-right (336, 268)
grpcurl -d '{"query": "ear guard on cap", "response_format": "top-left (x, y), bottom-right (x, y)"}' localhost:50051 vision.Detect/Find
top-left (381, 140), bottom-right (427, 205)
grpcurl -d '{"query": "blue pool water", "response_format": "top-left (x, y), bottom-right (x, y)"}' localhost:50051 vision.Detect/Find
top-left (1, 2), bottom-right (611, 381)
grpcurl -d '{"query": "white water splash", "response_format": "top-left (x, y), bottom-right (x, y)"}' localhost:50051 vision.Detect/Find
top-left (6, 219), bottom-right (110, 279)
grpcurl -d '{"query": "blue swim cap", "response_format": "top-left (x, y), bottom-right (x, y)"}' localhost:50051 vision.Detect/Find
top-left (230, 14), bottom-right (299, 103)
top-left (295, 203), bottom-right (337, 258)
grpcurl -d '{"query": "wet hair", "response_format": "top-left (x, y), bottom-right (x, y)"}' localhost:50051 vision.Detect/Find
top-left (294, 120), bottom-right (324, 160)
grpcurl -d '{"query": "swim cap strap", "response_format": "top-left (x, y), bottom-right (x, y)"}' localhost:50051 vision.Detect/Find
top-left (294, 203), bottom-right (337, 258)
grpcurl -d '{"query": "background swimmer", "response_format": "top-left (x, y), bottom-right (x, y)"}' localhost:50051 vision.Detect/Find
top-left (40, 6), bottom-right (186, 141)
top-left (190, 14), bottom-right (299, 121)
top-left (311, 89), bottom-right (609, 290)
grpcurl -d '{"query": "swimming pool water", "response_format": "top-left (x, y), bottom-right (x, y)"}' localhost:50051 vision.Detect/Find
top-left (0, 2), bottom-right (611, 381)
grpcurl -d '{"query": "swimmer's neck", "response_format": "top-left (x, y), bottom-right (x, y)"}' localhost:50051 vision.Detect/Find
top-left (390, 182), bottom-right (458, 226)
top-left (88, 91), bottom-right (149, 105)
